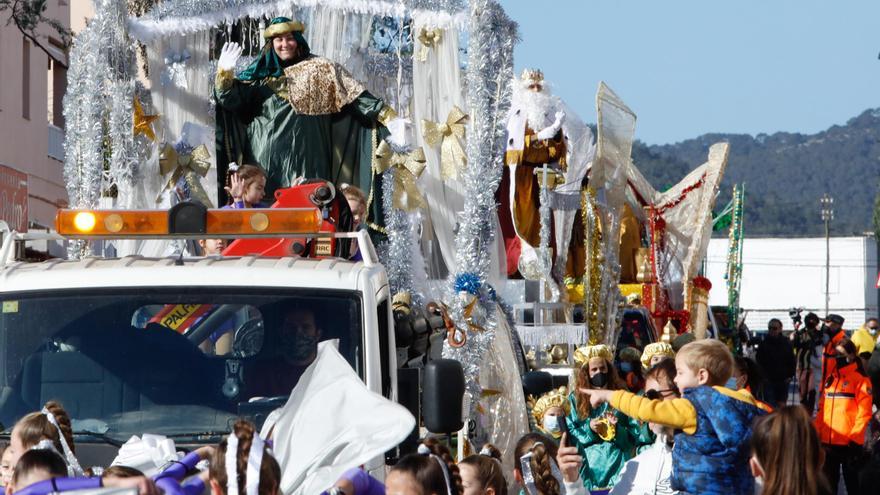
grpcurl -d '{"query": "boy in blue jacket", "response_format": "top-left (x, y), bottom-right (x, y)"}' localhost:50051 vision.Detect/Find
top-left (581, 339), bottom-right (765, 495)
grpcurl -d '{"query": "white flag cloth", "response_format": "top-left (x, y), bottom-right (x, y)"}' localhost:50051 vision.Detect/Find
top-left (110, 434), bottom-right (180, 477)
top-left (270, 340), bottom-right (416, 495)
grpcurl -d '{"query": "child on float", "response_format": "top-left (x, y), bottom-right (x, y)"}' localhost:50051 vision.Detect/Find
top-left (609, 358), bottom-right (680, 495)
top-left (580, 339), bottom-right (766, 495)
top-left (459, 444), bottom-right (507, 495)
top-left (567, 345), bottom-right (638, 492)
top-left (6, 401), bottom-right (83, 477)
top-left (340, 184), bottom-right (368, 261)
top-left (225, 164), bottom-right (269, 208)
top-left (385, 437), bottom-right (462, 495)
top-left (512, 433), bottom-right (585, 495)
top-left (530, 388), bottom-right (570, 441)
top-left (1, 445), bottom-right (13, 488)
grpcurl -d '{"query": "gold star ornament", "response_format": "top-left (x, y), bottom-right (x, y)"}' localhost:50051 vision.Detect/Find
top-left (133, 97), bottom-right (159, 141)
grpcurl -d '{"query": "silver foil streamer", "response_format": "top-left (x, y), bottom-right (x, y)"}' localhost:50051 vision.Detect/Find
top-left (63, 0), bottom-right (139, 258)
top-left (442, 0), bottom-right (518, 416)
top-left (378, 169), bottom-right (427, 307)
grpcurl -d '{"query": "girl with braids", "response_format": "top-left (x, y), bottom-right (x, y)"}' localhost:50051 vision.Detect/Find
top-left (568, 345), bottom-right (638, 491)
top-left (385, 438), bottom-right (461, 495)
top-left (209, 420), bottom-right (281, 495)
top-left (459, 444), bottom-right (507, 495)
top-left (513, 433), bottom-right (585, 495)
top-left (7, 401), bottom-right (82, 477)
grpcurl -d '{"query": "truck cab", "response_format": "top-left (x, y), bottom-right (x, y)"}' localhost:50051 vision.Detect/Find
top-left (0, 206), bottom-right (408, 475)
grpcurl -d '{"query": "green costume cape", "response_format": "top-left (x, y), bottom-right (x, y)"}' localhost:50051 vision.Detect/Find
top-left (215, 17), bottom-right (387, 232)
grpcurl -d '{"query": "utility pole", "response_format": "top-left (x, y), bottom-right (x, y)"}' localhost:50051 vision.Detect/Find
top-left (820, 194), bottom-right (834, 315)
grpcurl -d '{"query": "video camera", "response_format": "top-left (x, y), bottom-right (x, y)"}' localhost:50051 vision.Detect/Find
top-left (788, 307), bottom-right (804, 326)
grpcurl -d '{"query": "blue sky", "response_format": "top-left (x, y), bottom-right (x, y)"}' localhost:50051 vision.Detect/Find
top-left (500, 0), bottom-right (880, 145)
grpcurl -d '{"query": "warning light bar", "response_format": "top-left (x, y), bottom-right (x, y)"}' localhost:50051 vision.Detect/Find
top-left (56, 206), bottom-right (322, 239)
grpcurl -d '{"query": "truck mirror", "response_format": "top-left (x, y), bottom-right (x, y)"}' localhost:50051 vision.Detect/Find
top-left (422, 359), bottom-right (464, 435)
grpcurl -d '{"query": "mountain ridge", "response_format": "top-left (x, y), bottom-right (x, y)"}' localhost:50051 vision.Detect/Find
top-left (631, 108), bottom-right (880, 237)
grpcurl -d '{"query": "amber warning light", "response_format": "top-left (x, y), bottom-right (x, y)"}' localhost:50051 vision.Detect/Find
top-left (56, 205), bottom-right (322, 238)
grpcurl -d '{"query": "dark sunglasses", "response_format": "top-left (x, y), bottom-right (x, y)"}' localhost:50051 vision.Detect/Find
top-left (645, 389), bottom-right (677, 400)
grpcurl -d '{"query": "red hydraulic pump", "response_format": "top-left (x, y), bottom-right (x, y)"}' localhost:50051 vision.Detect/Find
top-left (222, 180), bottom-right (354, 258)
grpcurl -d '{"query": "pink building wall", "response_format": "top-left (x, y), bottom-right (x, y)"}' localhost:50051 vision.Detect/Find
top-left (0, 0), bottom-right (71, 230)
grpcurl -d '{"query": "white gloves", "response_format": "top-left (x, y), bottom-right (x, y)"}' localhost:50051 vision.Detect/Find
top-left (217, 42), bottom-right (242, 71)
top-left (536, 110), bottom-right (566, 140)
top-left (385, 117), bottom-right (411, 148)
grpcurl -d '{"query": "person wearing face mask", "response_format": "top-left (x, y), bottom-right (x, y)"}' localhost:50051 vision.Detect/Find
top-left (531, 388), bottom-right (570, 441)
top-left (851, 317), bottom-right (879, 360)
top-left (820, 314), bottom-right (847, 389)
top-left (755, 319), bottom-right (795, 408)
top-left (616, 347), bottom-right (644, 394)
top-left (247, 306), bottom-right (323, 397)
top-left (610, 358), bottom-right (681, 495)
top-left (567, 345), bottom-right (637, 491)
top-left (749, 406), bottom-right (832, 495)
top-left (814, 339), bottom-right (872, 495)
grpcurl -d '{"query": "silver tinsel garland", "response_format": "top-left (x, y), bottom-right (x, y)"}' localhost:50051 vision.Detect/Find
top-left (378, 169), bottom-right (427, 307)
top-left (442, 0), bottom-right (517, 415)
top-left (63, 0), bottom-right (139, 257)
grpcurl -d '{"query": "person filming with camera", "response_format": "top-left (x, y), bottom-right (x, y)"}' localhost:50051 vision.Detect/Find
top-left (790, 311), bottom-right (822, 410)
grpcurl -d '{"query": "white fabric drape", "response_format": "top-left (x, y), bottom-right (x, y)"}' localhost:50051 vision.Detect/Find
top-left (625, 143), bottom-right (730, 309)
top-left (411, 21), bottom-right (505, 286)
top-left (411, 20), bottom-right (466, 280)
top-left (268, 340), bottom-right (416, 495)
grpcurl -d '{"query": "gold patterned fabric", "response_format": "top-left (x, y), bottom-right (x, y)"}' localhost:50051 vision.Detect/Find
top-left (263, 20), bottom-right (305, 38)
top-left (283, 57), bottom-right (366, 116)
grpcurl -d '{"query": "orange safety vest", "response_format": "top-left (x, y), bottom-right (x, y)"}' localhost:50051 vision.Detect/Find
top-left (814, 361), bottom-right (873, 446)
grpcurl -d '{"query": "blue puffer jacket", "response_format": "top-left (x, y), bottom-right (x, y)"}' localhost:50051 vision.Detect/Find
top-left (671, 386), bottom-right (765, 495)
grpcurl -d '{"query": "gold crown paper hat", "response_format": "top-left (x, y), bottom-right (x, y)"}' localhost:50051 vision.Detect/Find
top-left (573, 344), bottom-right (613, 368)
top-left (640, 342), bottom-right (675, 369)
top-left (530, 387), bottom-right (570, 425)
top-left (520, 68), bottom-right (544, 85)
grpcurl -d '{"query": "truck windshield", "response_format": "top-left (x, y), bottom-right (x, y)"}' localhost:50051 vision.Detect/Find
top-left (0, 288), bottom-right (362, 442)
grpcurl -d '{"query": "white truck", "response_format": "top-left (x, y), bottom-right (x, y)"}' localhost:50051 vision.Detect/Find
top-left (0, 203), bottom-right (457, 476)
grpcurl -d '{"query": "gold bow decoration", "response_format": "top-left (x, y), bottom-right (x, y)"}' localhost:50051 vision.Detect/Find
top-left (158, 143), bottom-right (213, 206)
top-left (416, 27), bottom-right (443, 62)
top-left (375, 141), bottom-right (427, 212)
top-left (422, 106), bottom-right (468, 180)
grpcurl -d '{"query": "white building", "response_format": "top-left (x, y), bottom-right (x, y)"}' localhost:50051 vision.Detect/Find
top-left (705, 236), bottom-right (879, 332)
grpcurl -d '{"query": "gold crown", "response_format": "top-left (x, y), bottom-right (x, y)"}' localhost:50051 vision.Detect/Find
top-left (529, 387), bottom-right (570, 425)
top-left (263, 20), bottom-right (306, 39)
top-left (640, 342), bottom-right (675, 369)
top-left (521, 68), bottom-right (544, 85)
top-left (573, 344), bottom-right (613, 368)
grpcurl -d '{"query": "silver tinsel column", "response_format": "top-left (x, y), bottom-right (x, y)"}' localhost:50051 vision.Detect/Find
top-left (63, 0), bottom-right (138, 257)
top-left (378, 169), bottom-right (428, 307)
top-left (442, 0), bottom-right (517, 415)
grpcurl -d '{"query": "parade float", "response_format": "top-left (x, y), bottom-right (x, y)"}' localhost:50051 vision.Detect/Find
top-left (59, 0), bottom-right (730, 472)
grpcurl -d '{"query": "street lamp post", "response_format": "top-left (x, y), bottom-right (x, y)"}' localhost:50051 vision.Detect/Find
top-left (820, 194), bottom-right (834, 315)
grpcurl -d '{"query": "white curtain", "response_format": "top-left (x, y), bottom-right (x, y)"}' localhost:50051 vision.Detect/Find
top-left (411, 19), bottom-right (505, 287)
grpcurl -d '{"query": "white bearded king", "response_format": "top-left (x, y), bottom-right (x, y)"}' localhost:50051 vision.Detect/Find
top-left (498, 69), bottom-right (595, 290)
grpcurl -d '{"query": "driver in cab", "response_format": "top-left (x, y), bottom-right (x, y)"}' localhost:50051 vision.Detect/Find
top-left (245, 306), bottom-right (321, 398)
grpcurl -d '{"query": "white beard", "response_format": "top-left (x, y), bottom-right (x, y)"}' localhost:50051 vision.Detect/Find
top-left (512, 82), bottom-right (561, 131)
